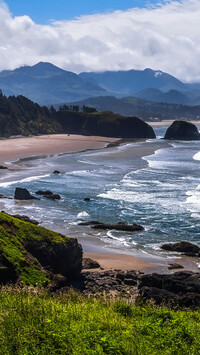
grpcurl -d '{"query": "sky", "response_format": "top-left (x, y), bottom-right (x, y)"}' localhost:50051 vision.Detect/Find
top-left (0, 0), bottom-right (200, 83)
top-left (5, 1), bottom-right (167, 23)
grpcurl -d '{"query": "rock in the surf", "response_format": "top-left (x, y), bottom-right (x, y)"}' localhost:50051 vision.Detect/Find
top-left (14, 187), bottom-right (38, 200)
top-left (79, 221), bottom-right (144, 232)
top-left (164, 120), bottom-right (200, 140)
top-left (161, 241), bottom-right (200, 256)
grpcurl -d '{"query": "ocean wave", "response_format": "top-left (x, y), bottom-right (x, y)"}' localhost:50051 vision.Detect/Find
top-left (0, 174), bottom-right (50, 188)
top-left (77, 211), bottom-right (89, 219)
top-left (193, 151), bottom-right (200, 161)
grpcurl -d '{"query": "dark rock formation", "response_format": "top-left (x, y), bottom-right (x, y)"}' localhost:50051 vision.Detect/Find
top-left (82, 258), bottom-right (100, 270)
top-left (137, 271), bottom-right (200, 308)
top-left (164, 120), bottom-right (200, 140)
top-left (161, 241), bottom-right (200, 256)
top-left (58, 111), bottom-right (156, 139)
top-left (36, 190), bottom-right (53, 196)
top-left (12, 214), bottom-right (39, 225)
top-left (53, 170), bottom-right (60, 174)
top-left (44, 194), bottom-right (61, 200)
top-left (14, 187), bottom-right (38, 200)
top-left (79, 270), bottom-right (138, 297)
top-left (35, 190), bottom-right (61, 200)
top-left (0, 212), bottom-right (82, 286)
top-left (25, 237), bottom-right (82, 280)
top-left (79, 220), bottom-right (144, 232)
top-left (168, 263), bottom-right (184, 270)
top-left (0, 165), bottom-right (8, 169)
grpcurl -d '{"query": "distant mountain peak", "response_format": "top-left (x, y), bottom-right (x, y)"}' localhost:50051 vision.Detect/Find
top-left (154, 71), bottom-right (163, 78)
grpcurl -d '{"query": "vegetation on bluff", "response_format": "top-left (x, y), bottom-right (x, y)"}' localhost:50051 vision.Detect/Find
top-left (0, 212), bottom-right (82, 286)
top-left (0, 288), bottom-right (200, 354)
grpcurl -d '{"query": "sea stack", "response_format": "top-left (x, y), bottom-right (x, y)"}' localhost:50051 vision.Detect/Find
top-left (164, 120), bottom-right (200, 140)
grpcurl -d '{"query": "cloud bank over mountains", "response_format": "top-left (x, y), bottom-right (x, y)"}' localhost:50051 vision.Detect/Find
top-left (0, 0), bottom-right (200, 82)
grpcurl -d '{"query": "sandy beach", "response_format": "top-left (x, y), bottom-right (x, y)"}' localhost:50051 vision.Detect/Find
top-left (0, 133), bottom-right (162, 272)
top-left (84, 252), bottom-right (153, 271)
top-left (0, 129), bottom-right (198, 273)
top-left (0, 134), bottom-right (119, 165)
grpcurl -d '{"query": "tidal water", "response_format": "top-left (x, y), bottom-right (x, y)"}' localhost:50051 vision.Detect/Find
top-left (0, 125), bottom-right (199, 265)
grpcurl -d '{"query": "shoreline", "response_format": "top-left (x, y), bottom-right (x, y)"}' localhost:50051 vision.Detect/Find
top-left (0, 131), bottom-right (198, 274)
top-left (0, 134), bottom-right (120, 165)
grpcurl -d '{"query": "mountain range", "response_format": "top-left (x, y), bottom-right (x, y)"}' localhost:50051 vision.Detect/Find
top-left (1, 62), bottom-right (200, 110)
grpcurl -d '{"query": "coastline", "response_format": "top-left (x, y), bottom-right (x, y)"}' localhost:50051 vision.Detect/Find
top-left (0, 131), bottom-right (198, 274)
top-left (0, 134), bottom-right (120, 165)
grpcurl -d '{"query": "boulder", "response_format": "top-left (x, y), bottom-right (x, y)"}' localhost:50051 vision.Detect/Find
top-left (0, 165), bottom-right (8, 169)
top-left (35, 190), bottom-right (61, 200)
top-left (44, 194), bottom-right (60, 200)
top-left (164, 120), bottom-right (200, 140)
top-left (79, 221), bottom-right (144, 232)
top-left (137, 271), bottom-right (200, 308)
top-left (0, 212), bottom-right (82, 286)
top-left (161, 241), bottom-right (200, 256)
top-left (12, 214), bottom-right (39, 225)
top-left (168, 263), bottom-right (184, 270)
top-left (80, 270), bottom-right (138, 297)
top-left (53, 170), bottom-right (60, 174)
top-left (36, 190), bottom-right (53, 196)
top-left (82, 258), bottom-right (100, 269)
top-left (14, 187), bottom-right (38, 200)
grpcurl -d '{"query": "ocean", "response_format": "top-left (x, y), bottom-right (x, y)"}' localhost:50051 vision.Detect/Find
top-left (0, 124), bottom-right (200, 268)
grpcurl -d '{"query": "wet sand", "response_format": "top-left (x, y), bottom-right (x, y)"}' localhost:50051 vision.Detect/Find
top-left (84, 252), bottom-right (153, 271)
top-left (1, 132), bottom-right (198, 274)
top-left (0, 134), bottom-right (119, 165)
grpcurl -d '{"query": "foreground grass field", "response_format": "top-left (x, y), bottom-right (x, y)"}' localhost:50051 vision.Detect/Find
top-left (0, 287), bottom-right (200, 354)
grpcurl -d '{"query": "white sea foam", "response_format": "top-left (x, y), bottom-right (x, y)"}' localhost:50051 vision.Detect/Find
top-left (77, 211), bottom-right (89, 219)
top-left (99, 189), bottom-right (138, 203)
top-left (193, 151), bottom-right (200, 161)
top-left (65, 170), bottom-right (94, 177)
top-left (0, 174), bottom-right (50, 188)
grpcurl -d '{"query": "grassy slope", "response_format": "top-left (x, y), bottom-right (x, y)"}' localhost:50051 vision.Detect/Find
top-left (0, 212), bottom-right (70, 286)
top-left (0, 288), bottom-right (200, 354)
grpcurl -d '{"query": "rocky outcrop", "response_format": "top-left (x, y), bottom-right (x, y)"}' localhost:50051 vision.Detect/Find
top-left (137, 271), bottom-right (200, 308)
top-left (161, 241), bottom-right (200, 256)
top-left (53, 170), bottom-right (60, 174)
top-left (0, 165), bottom-right (8, 169)
top-left (168, 263), bottom-right (184, 270)
top-left (79, 221), bottom-right (144, 232)
top-left (79, 270), bottom-right (139, 297)
top-left (164, 120), bottom-right (200, 140)
top-left (82, 258), bottom-right (100, 270)
top-left (0, 212), bottom-right (82, 286)
top-left (35, 190), bottom-right (61, 200)
top-left (12, 214), bottom-right (39, 225)
top-left (14, 187), bottom-right (38, 200)
top-left (58, 111), bottom-right (156, 139)
top-left (24, 237), bottom-right (82, 280)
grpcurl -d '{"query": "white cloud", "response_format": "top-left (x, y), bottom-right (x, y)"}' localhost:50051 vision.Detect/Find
top-left (0, 0), bottom-right (200, 82)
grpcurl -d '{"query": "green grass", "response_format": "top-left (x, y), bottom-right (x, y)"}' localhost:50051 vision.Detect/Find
top-left (0, 288), bottom-right (200, 354)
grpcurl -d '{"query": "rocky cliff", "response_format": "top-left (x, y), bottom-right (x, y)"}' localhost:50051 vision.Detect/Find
top-left (57, 111), bottom-right (156, 139)
top-left (0, 212), bottom-right (82, 286)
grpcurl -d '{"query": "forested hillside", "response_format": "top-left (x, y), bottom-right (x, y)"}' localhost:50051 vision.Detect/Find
top-left (0, 92), bottom-right (155, 139)
top-left (0, 91), bottom-right (60, 137)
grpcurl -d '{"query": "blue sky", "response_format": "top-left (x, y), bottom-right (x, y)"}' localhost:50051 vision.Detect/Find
top-left (0, 0), bottom-right (199, 82)
top-left (5, 0), bottom-right (166, 23)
